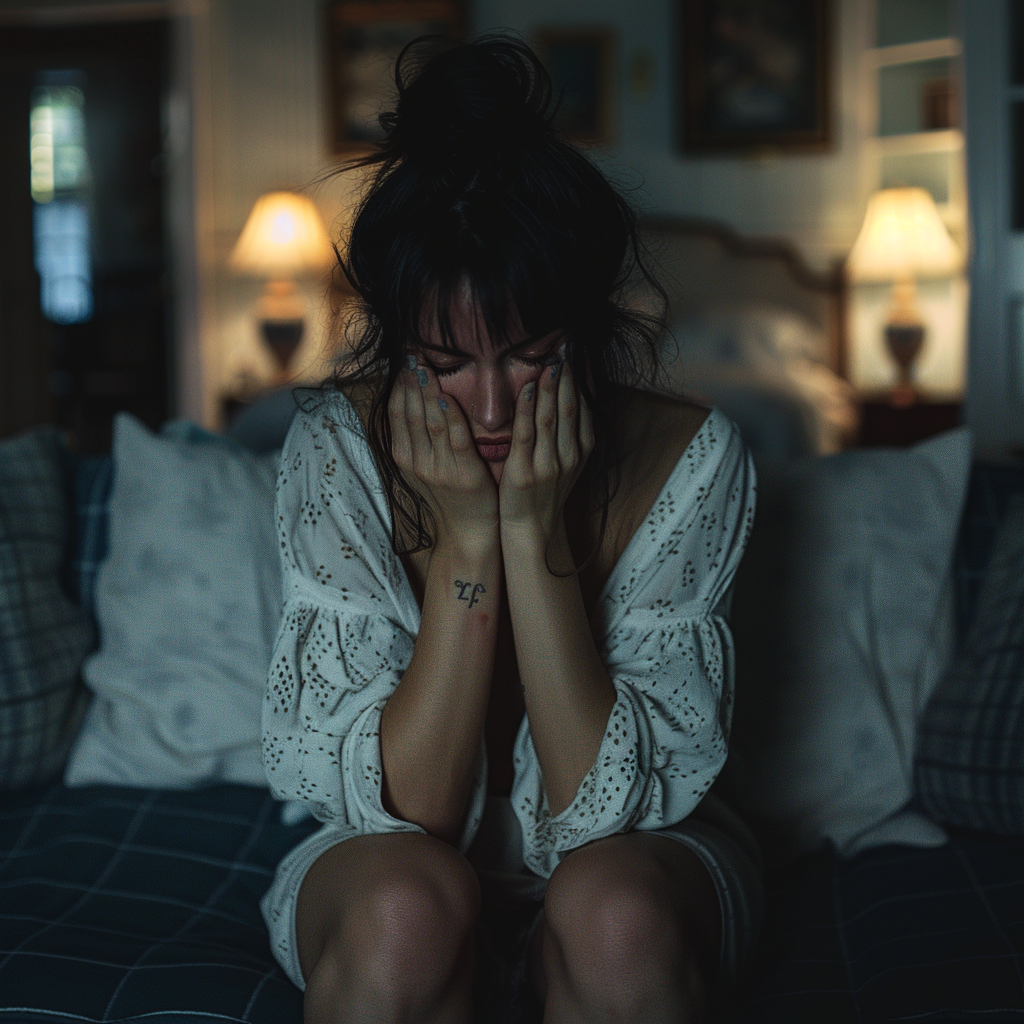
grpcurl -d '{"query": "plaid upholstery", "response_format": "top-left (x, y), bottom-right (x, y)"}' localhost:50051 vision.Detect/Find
top-left (915, 495), bottom-right (1024, 834)
top-left (0, 445), bottom-right (1016, 1021)
top-left (0, 782), bottom-right (318, 1022)
top-left (736, 829), bottom-right (1024, 1022)
top-left (0, 429), bottom-right (94, 790)
top-left (952, 461), bottom-right (1024, 634)
top-left (62, 454), bottom-right (114, 616)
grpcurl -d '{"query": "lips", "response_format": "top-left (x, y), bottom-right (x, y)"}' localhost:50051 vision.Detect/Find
top-left (474, 436), bottom-right (512, 462)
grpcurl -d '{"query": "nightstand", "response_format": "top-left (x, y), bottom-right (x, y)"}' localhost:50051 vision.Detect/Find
top-left (856, 398), bottom-right (963, 448)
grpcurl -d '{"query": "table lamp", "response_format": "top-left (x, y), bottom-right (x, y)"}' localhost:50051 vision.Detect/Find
top-left (229, 191), bottom-right (335, 384)
top-left (847, 186), bottom-right (963, 407)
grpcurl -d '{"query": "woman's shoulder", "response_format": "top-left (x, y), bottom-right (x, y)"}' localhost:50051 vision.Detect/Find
top-left (605, 390), bottom-right (751, 558)
top-left (275, 385), bottom-right (381, 499)
top-left (285, 384), bottom-right (370, 447)
top-left (605, 391), bottom-right (754, 606)
top-left (625, 388), bottom-right (710, 453)
top-left (621, 389), bottom-right (748, 478)
top-left (615, 388), bottom-right (714, 491)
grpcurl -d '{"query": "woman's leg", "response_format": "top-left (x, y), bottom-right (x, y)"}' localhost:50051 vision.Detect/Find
top-left (296, 831), bottom-right (480, 1024)
top-left (529, 832), bottom-right (722, 1024)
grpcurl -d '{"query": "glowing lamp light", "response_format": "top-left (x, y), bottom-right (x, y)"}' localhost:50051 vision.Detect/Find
top-left (229, 191), bottom-right (334, 278)
top-left (229, 192), bottom-right (334, 383)
top-left (847, 187), bottom-right (963, 406)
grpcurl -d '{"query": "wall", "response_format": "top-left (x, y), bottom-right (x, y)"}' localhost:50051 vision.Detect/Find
top-left (195, 0), bottom-right (879, 420)
top-left (473, 0), bottom-right (870, 272)
top-left (203, 0), bottom-right (354, 409)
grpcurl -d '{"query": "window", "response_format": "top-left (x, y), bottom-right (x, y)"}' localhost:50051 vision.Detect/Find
top-left (29, 74), bottom-right (93, 324)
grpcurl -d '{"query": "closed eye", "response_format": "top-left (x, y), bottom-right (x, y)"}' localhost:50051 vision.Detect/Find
top-left (427, 360), bottom-right (465, 378)
top-left (510, 351), bottom-right (561, 370)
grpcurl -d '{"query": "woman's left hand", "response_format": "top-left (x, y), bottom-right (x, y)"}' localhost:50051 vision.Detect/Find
top-left (499, 354), bottom-right (595, 551)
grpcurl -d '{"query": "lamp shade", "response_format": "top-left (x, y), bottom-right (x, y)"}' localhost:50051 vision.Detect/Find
top-left (847, 187), bottom-right (963, 283)
top-left (229, 191), bottom-right (334, 277)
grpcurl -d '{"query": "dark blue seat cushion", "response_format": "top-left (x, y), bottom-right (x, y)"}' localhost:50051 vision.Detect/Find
top-left (736, 829), bottom-right (1024, 1022)
top-left (0, 783), bottom-right (318, 1022)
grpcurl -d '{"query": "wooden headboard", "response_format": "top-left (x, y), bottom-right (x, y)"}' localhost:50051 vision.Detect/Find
top-left (638, 216), bottom-right (847, 377)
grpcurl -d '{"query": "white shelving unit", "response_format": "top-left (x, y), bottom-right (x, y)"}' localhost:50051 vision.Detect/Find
top-left (864, 7), bottom-right (966, 240)
top-left (849, 0), bottom-right (968, 400)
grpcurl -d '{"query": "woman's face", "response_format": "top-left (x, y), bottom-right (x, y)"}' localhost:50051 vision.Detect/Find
top-left (409, 294), bottom-right (562, 482)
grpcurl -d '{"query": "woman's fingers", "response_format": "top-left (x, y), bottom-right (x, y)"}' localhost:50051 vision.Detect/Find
top-left (440, 387), bottom-right (474, 456)
top-left (532, 360), bottom-right (560, 472)
top-left (556, 360), bottom-right (581, 471)
top-left (509, 377), bottom-right (538, 470)
top-left (388, 374), bottom-right (413, 470)
top-left (418, 364), bottom-right (452, 455)
top-left (579, 385), bottom-right (595, 459)
top-left (403, 361), bottom-right (432, 471)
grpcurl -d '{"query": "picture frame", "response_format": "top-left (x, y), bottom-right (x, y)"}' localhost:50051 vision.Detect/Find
top-left (679, 0), bottom-right (831, 153)
top-left (534, 28), bottom-right (615, 145)
top-left (327, 1), bottom-right (463, 153)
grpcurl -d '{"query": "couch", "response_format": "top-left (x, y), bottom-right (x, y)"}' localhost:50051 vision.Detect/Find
top-left (0, 398), bottom-right (1022, 1023)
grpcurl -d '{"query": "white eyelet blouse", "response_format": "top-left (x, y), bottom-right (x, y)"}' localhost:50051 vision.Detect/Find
top-left (262, 390), bottom-right (756, 877)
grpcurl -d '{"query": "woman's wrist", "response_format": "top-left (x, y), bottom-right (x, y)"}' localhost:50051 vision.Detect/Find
top-left (433, 526), bottom-right (502, 566)
top-left (500, 518), bottom-right (574, 575)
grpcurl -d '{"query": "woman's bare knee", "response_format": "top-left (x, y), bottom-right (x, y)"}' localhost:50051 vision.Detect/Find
top-left (538, 835), bottom-right (716, 1022)
top-left (297, 833), bottom-right (479, 1023)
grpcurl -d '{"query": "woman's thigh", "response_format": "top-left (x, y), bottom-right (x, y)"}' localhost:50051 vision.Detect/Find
top-left (295, 831), bottom-right (481, 985)
top-left (528, 831), bottom-right (722, 1005)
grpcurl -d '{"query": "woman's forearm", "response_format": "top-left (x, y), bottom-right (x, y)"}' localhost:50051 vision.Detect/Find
top-left (380, 536), bottom-right (501, 844)
top-left (502, 524), bottom-right (616, 817)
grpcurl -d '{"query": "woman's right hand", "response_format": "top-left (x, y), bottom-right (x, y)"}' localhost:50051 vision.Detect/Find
top-left (389, 359), bottom-right (499, 552)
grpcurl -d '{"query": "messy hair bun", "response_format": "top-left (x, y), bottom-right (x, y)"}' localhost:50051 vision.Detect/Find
top-left (325, 33), bottom-right (666, 557)
top-left (380, 36), bottom-right (554, 167)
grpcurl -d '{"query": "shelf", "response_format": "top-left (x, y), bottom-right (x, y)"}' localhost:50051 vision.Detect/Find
top-left (869, 129), bottom-right (963, 153)
top-left (871, 38), bottom-right (962, 67)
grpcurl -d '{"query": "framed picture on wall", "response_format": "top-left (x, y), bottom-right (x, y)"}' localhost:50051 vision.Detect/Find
top-left (534, 29), bottom-right (615, 145)
top-left (328, 1), bottom-right (463, 153)
top-left (679, 0), bottom-right (831, 153)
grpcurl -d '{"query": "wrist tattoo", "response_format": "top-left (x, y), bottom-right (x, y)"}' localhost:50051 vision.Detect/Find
top-left (454, 580), bottom-right (486, 608)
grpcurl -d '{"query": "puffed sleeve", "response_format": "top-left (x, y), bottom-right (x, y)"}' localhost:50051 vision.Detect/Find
top-left (512, 411), bottom-right (756, 876)
top-left (262, 396), bottom-right (487, 851)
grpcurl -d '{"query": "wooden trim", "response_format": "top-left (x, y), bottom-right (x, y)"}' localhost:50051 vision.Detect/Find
top-left (639, 214), bottom-right (840, 293)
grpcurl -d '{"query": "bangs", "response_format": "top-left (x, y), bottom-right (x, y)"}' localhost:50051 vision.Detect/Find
top-left (390, 194), bottom-right (587, 355)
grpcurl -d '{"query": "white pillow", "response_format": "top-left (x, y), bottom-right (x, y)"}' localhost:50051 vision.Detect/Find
top-left (723, 428), bottom-right (972, 862)
top-left (664, 308), bottom-right (858, 455)
top-left (65, 414), bottom-right (280, 789)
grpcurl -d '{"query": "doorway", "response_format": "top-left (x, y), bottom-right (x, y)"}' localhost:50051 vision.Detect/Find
top-left (0, 18), bottom-right (170, 452)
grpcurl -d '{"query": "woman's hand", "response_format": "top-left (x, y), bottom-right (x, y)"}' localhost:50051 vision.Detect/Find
top-left (499, 355), bottom-right (595, 552)
top-left (390, 359), bottom-right (499, 553)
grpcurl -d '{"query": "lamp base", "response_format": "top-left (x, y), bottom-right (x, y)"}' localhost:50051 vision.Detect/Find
top-left (260, 318), bottom-right (304, 381)
top-left (884, 322), bottom-right (925, 408)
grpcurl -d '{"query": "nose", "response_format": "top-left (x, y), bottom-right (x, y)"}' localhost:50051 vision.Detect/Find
top-left (473, 365), bottom-right (515, 432)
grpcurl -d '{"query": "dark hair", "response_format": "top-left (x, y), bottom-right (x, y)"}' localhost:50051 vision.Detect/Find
top-left (323, 33), bottom-right (666, 556)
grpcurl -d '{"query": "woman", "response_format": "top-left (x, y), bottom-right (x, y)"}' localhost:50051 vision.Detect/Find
top-left (261, 36), bottom-right (760, 1024)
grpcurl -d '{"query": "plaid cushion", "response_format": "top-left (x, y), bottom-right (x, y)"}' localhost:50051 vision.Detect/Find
top-left (737, 830), bottom-right (1024, 1022)
top-left (0, 783), bottom-right (318, 1021)
top-left (952, 461), bottom-right (1024, 636)
top-left (915, 495), bottom-right (1024, 834)
top-left (0, 429), bottom-right (94, 790)
top-left (62, 454), bottom-right (113, 616)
